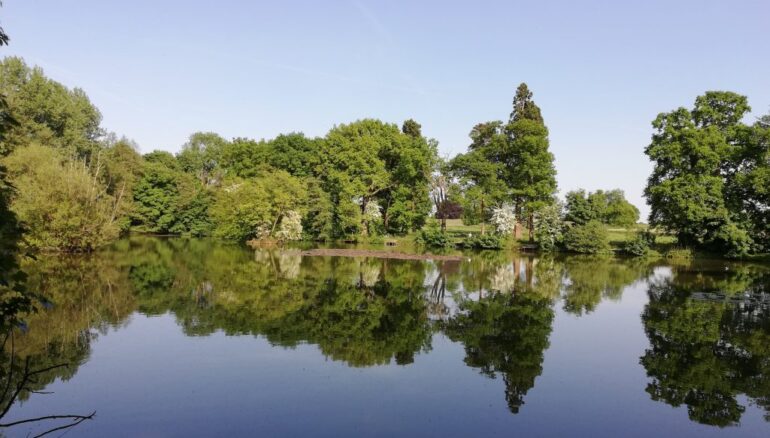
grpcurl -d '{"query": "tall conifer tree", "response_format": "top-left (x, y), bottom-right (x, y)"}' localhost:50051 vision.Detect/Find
top-left (505, 83), bottom-right (557, 240)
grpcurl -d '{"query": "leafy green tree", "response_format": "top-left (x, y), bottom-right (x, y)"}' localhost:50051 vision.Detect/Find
top-left (132, 158), bottom-right (212, 235)
top-left (103, 139), bottom-right (144, 232)
top-left (3, 144), bottom-right (120, 251)
top-left (317, 119), bottom-right (433, 237)
top-left (0, 56), bottom-right (28, 327)
top-left (177, 132), bottom-right (228, 185)
top-left (450, 122), bottom-right (508, 234)
top-left (565, 188), bottom-right (639, 226)
top-left (0, 57), bottom-right (102, 159)
top-left (143, 150), bottom-right (180, 170)
top-left (644, 91), bottom-right (768, 256)
top-left (219, 137), bottom-right (270, 178)
top-left (564, 189), bottom-right (595, 224)
top-left (266, 133), bottom-right (322, 177)
top-left (211, 171), bottom-right (306, 241)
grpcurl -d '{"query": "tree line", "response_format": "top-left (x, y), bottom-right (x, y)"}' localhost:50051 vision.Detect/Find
top-left (0, 56), bottom-right (768, 257)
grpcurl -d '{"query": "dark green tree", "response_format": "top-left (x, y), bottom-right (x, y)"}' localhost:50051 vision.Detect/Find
top-left (644, 91), bottom-right (768, 256)
top-left (505, 83), bottom-right (557, 240)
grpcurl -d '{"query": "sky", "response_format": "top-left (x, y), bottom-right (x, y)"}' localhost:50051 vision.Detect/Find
top-left (2, 0), bottom-right (769, 219)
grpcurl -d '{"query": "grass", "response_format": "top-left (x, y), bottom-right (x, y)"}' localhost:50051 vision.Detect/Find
top-left (444, 219), bottom-right (482, 234)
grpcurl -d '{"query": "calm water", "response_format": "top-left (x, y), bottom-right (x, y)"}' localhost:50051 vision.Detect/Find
top-left (3, 237), bottom-right (770, 437)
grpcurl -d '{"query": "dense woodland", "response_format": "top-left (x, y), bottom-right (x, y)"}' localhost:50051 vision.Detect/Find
top-left (0, 55), bottom-right (768, 260)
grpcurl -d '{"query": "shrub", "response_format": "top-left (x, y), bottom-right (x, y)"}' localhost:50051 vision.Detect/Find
top-left (415, 225), bottom-right (452, 249)
top-left (622, 230), bottom-right (655, 257)
top-left (562, 221), bottom-right (610, 254)
top-left (665, 248), bottom-right (693, 260)
top-left (461, 233), bottom-right (504, 250)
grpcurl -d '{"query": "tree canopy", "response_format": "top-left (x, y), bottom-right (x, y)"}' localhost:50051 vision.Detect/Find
top-left (644, 91), bottom-right (769, 256)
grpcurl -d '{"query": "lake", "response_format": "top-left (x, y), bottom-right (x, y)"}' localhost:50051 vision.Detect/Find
top-left (2, 237), bottom-right (769, 437)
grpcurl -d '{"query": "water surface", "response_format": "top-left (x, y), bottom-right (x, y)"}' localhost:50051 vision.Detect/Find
top-left (3, 238), bottom-right (769, 437)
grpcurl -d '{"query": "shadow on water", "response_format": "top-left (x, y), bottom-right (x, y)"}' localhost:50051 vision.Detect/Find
top-left (3, 236), bottom-right (770, 431)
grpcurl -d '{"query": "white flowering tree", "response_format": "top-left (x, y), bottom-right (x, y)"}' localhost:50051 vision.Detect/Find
top-left (534, 202), bottom-right (564, 251)
top-left (490, 205), bottom-right (516, 235)
top-left (362, 201), bottom-right (382, 236)
top-left (275, 210), bottom-right (303, 241)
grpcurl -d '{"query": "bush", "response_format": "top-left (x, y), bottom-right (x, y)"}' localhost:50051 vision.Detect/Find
top-left (534, 203), bottom-right (564, 252)
top-left (3, 145), bottom-right (120, 251)
top-left (461, 233), bottom-right (504, 250)
top-left (562, 221), bottom-right (610, 254)
top-left (622, 230), bottom-right (655, 257)
top-left (415, 225), bottom-right (452, 249)
top-left (665, 248), bottom-right (693, 260)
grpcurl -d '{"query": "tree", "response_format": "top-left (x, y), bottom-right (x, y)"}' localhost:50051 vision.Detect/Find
top-left (0, 57), bottom-right (102, 159)
top-left (265, 133), bottom-right (321, 178)
top-left (317, 119), bottom-right (433, 237)
top-left (430, 158), bottom-right (455, 231)
top-left (3, 144), bottom-right (120, 251)
top-left (504, 83), bottom-right (557, 240)
top-left (565, 188), bottom-right (639, 226)
top-left (177, 132), bottom-right (228, 185)
top-left (644, 91), bottom-right (767, 256)
top-left (450, 122), bottom-right (508, 234)
top-left (103, 139), bottom-right (144, 232)
top-left (564, 189), bottom-right (596, 224)
top-left (132, 158), bottom-right (212, 236)
top-left (211, 171), bottom-right (306, 241)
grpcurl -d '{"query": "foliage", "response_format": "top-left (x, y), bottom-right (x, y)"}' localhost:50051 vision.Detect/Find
top-left (132, 159), bottom-right (212, 235)
top-left (562, 221), bottom-right (610, 254)
top-left (415, 223), bottom-right (453, 249)
top-left (0, 57), bottom-right (102, 159)
top-left (3, 145), bottom-right (120, 251)
top-left (565, 188), bottom-right (639, 226)
top-left (534, 202), bottom-right (564, 252)
top-left (621, 230), bottom-right (656, 257)
top-left (443, 291), bottom-right (554, 414)
top-left (640, 271), bottom-right (770, 426)
top-left (177, 131), bottom-right (227, 185)
top-left (317, 119), bottom-right (434, 237)
top-left (644, 91), bottom-right (769, 256)
top-left (665, 248), bottom-right (694, 260)
top-left (504, 83), bottom-right (558, 238)
top-left (490, 205), bottom-right (516, 234)
top-left (210, 171), bottom-right (306, 241)
top-left (275, 210), bottom-right (303, 241)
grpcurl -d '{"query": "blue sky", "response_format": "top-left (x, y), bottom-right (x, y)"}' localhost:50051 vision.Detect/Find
top-left (2, 0), bottom-right (769, 218)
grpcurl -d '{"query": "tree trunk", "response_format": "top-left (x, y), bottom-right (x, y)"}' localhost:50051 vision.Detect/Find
top-left (528, 213), bottom-right (535, 242)
top-left (513, 202), bottom-right (523, 240)
top-left (361, 197), bottom-right (368, 236)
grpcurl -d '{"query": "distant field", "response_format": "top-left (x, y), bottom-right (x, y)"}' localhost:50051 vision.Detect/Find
top-left (444, 219), bottom-right (482, 233)
top-left (445, 219), bottom-right (677, 246)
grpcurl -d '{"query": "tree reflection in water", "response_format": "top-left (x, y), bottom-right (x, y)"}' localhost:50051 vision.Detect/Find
top-left (4, 237), bottom-right (770, 428)
top-left (640, 263), bottom-right (770, 426)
